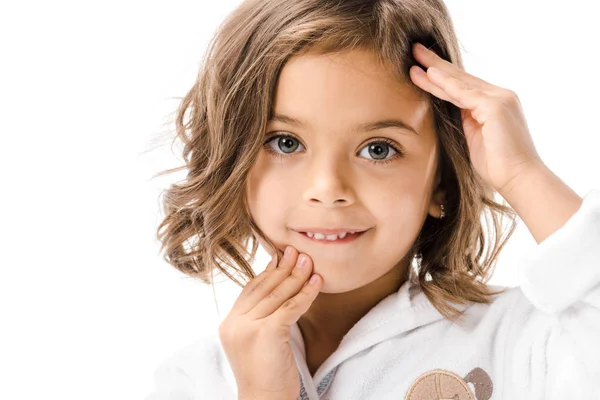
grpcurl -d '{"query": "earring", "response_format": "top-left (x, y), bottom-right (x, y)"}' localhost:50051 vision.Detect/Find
top-left (440, 204), bottom-right (445, 219)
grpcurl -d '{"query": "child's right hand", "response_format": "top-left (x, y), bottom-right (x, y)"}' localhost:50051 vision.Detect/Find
top-left (218, 245), bottom-right (322, 400)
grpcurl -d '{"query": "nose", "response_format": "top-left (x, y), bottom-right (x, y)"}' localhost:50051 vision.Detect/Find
top-left (301, 153), bottom-right (356, 207)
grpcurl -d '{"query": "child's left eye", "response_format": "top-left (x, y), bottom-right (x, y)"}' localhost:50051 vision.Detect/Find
top-left (263, 133), bottom-right (404, 165)
top-left (357, 140), bottom-right (402, 164)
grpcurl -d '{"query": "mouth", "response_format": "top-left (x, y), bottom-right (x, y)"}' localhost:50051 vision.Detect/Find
top-left (296, 229), bottom-right (369, 244)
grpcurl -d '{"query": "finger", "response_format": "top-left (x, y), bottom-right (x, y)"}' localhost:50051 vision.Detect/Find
top-left (412, 42), bottom-right (494, 92)
top-left (274, 274), bottom-right (321, 328)
top-left (249, 252), bottom-right (278, 281)
top-left (251, 252), bottom-right (312, 319)
top-left (426, 66), bottom-right (488, 111)
top-left (410, 65), bottom-right (458, 105)
top-left (234, 246), bottom-right (299, 315)
top-left (264, 251), bottom-right (280, 271)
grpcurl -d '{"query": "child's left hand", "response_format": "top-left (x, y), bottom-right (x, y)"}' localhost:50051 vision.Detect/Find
top-left (409, 42), bottom-right (542, 197)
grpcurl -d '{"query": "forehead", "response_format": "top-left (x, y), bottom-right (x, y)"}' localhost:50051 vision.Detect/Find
top-left (281, 48), bottom-right (427, 96)
top-left (270, 49), bottom-right (433, 138)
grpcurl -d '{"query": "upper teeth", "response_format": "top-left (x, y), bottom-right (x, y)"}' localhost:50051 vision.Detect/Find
top-left (305, 231), bottom-right (356, 240)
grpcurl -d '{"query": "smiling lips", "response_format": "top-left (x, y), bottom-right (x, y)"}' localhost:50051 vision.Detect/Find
top-left (296, 229), bottom-right (369, 244)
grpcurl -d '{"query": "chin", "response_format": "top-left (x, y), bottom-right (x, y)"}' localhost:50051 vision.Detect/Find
top-left (310, 272), bottom-right (364, 294)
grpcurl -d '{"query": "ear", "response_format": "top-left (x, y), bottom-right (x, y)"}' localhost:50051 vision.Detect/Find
top-left (427, 168), bottom-right (446, 219)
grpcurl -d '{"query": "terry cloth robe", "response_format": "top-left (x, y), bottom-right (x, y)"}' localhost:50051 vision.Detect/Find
top-left (145, 188), bottom-right (600, 400)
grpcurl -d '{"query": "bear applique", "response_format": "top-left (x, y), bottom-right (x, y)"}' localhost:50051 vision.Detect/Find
top-left (405, 367), bottom-right (493, 400)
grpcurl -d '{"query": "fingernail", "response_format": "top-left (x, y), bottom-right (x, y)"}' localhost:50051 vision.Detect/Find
top-left (416, 43), bottom-right (427, 51)
top-left (428, 66), bottom-right (446, 78)
top-left (298, 254), bottom-right (308, 266)
top-left (413, 66), bottom-right (426, 76)
top-left (284, 246), bottom-right (292, 257)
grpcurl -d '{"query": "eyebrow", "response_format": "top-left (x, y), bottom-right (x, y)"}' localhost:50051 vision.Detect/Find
top-left (268, 113), bottom-right (419, 136)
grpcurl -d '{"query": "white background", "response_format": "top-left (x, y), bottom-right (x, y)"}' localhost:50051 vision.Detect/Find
top-left (1, 1), bottom-right (599, 399)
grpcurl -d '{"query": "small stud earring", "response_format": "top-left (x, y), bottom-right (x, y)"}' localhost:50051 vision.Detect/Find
top-left (440, 204), bottom-right (445, 219)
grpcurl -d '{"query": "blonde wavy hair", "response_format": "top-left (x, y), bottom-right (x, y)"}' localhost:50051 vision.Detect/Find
top-left (151, 0), bottom-right (517, 322)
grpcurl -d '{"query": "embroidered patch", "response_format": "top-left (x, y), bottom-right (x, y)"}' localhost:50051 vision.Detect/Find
top-left (405, 367), bottom-right (493, 400)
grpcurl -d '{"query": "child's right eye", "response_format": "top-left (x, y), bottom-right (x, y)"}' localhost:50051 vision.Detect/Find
top-left (263, 133), bottom-right (305, 156)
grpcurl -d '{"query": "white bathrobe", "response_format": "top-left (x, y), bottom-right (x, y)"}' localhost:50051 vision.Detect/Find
top-left (146, 188), bottom-right (600, 400)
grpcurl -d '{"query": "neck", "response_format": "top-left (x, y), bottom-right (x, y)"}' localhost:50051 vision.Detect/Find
top-left (297, 259), bottom-right (410, 345)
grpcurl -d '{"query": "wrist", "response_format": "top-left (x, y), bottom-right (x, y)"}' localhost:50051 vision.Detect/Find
top-left (498, 158), bottom-right (547, 203)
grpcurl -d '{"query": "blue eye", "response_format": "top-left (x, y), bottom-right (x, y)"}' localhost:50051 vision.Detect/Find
top-left (265, 134), bottom-right (305, 154)
top-left (263, 133), bottom-right (404, 165)
top-left (357, 140), bottom-right (401, 163)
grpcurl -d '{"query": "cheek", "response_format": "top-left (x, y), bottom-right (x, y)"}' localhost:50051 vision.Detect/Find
top-left (248, 172), bottom-right (292, 206)
top-left (246, 164), bottom-right (292, 228)
top-left (369, 190), bottom-right (428, 232)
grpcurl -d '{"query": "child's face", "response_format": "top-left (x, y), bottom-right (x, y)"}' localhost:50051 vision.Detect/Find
top-left (246, 48), bottom-right (445, 293)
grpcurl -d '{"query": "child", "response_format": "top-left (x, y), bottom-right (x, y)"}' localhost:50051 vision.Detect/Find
top-left (147, 0), bottom-right (600, 399)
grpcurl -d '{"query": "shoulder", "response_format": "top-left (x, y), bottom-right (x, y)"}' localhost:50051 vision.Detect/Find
top-left (147, 327), bottom-right (236, 399)
top-left (472, 283), bottom-right (535, 312)
top-left (161, 331), bottom-right (222, 374)
top-left (460, 283), bottom-right (556, 329)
